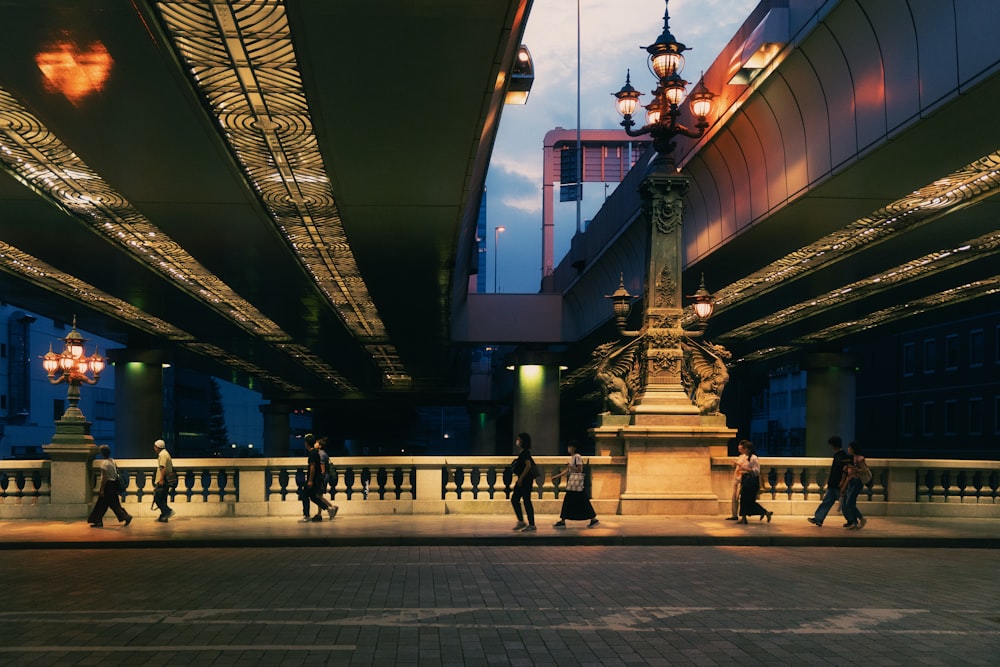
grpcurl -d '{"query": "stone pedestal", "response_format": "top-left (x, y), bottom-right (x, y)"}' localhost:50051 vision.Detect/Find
top-left (595, 414), bottom-right (735, 515)
top-left (42, 435), bottom-right (97, 519)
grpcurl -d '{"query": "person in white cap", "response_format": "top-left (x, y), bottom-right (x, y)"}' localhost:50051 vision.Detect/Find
top-left (153, 439), bottom-right (175, 522)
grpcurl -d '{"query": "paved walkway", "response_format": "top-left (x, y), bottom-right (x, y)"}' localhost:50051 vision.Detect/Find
top-left (2, 514), bottom-right (999, 665)
top-left (2, 512), bottom-right (999, 549)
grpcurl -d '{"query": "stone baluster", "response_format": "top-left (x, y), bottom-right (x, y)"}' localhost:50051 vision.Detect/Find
top-left (398, 466), bottom-right (414, 500)
top-left (443, 465), bottom-right (458, 500)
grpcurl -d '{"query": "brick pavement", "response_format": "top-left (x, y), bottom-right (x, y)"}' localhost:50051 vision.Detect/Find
top-left (0, 514), bottom-right (998, 665)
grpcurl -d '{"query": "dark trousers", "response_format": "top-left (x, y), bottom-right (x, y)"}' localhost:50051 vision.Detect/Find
top-left (739, 475), bottom-right (768, 517)
top-left (88, 481), bottom-right (129, 523)
top-left (153, 484), bottom-right (171, 518)
top-left (301, 486), bottom-right (326, 516)
top-left (811, 485), bottom-right (840, 525)
top-left (842, 478), bottom-right (864, 525)
top-left (511, 482), bottom-right (534, 525)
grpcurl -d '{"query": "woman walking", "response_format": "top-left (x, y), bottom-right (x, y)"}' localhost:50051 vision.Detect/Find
top-left (551, 441), bottom-right (599, 528)
top-left (841, 441), bottom-right (870, 530)
top-left (510, 433), bottom-right (537, 532)
top-left (736, 440), bottom-right (773, 524)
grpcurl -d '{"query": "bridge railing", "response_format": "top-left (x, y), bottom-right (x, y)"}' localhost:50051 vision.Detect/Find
top-left (2, 456), bottom-right (999, 519)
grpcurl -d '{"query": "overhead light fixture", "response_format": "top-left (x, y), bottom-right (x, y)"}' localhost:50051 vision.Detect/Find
top-left (505, 45), bottom-right (534, 105)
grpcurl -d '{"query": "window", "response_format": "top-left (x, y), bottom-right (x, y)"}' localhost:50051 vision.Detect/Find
top-left (970, 329), bottom-right (983, 367)
top-left (945, 334), bottom-right (958, 370)
top-left (968, 398), bottom-right (982, 435)
top-left (944, 400), bottom-right (958, 435)
top-left (902, 342), bottom-right (915, 376)
top-left (923, 338), bottom-right (936, 374)
top-left (901, 403), bottom-right (914, 436)
top-left (52, 399), bottom-right (64, 423)
top-left (922, 401), bottom-right (934, 436)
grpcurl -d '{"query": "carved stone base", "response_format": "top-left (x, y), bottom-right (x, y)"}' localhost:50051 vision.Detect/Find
top-left (599, 416), bottom-right (736, 515)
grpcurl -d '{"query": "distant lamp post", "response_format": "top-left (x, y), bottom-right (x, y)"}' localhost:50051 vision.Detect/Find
top-left (600, 0), bottom-right (729, 418)
top-left (41, 315), bottom-right (105, 450)
top-left (494, 225), bottom-right (505, 292)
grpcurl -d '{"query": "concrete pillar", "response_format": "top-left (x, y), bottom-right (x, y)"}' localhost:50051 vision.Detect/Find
top-left (261, 401), bottom-right (291, 457)
top-left (510, 352), bottom-right (561, 455)
top-left (804, 352), bottom-right (856, 456)
top-left (110, 349), bottom-right (164, 459)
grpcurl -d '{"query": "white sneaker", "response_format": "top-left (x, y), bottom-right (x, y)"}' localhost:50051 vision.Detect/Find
top-left (328, 506), bottom-right (339, 520)
top-left (512, 521), bottom-right (527, 531)
top-left (299, 516), bottom-right (311, 523)
top-left (522, 525), bottom-right (537, 532)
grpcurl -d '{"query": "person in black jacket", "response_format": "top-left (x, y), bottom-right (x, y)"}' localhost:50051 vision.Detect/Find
top-left (807, 436), bottom-right (851, 527)
top-left (510, 433), bottom-right (537, 532)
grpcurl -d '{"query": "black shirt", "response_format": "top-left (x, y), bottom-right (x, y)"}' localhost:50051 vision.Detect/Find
top-left (828, 449), bottom-right (852, 487)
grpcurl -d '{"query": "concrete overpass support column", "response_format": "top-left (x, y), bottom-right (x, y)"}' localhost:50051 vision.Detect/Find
top-left (110, 350), bottom-right (164, 459)
top-left (805, 353), bottom-right (856, 456)
top-left (261, 402), bottom-right (291, 457)
top-left (511, 354), bottom-right (561, 455)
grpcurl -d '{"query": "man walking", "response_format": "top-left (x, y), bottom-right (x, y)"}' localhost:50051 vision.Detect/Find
top-left (299, 434), bottom-right (327, 522)
top-left (153, 439), bottom-right (175, 523)
top-left (807, 436), bottom-right (851, 527)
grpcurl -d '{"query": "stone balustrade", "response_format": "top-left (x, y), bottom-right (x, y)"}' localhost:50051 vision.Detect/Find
top-left (1, 456), bottom-right (998, 519)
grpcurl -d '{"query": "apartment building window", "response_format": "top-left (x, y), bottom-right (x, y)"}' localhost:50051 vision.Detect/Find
top-left (922, 338), bottom-right (936, 374)
top-left (968, 398), bottom-right (982, 435)
top-left (945, 334), bottom-right (959, 370)
top-left (922, 401), bottom-right (934, 436)
top-left (901, 403), bottom-right (914, 436)
top-left (969, 328), bottom-right (983, 367)
top-left (901, 342), bottom-right (915, 376)
top-left (944, 400), bottom-right (958, 435)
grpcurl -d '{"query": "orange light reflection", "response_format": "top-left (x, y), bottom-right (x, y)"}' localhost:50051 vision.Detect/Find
top-left (36, 40), bottom-right (113, 104)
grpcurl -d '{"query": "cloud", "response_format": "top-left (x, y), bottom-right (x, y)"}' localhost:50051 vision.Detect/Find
top-left (487, 0), bottom-right (760, 292)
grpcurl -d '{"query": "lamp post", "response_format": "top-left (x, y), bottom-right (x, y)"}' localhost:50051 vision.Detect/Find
top-left (604, 0), bottom-right (723, 418)
top-left (41, 315), bottom-right (105, 446)
top-left (494, 225), bottom-right (505, 292)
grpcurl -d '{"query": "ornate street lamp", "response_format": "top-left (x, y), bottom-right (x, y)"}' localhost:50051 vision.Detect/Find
top-left (41, 315), bottom-right (105, 446)
top-left (613, 1), bottom-right (715, 169)
top-left (596, 0), bottom-right (729, 419)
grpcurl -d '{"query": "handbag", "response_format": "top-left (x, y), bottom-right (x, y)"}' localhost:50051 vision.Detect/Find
top-left (566, 471), bottom-right (585, 492)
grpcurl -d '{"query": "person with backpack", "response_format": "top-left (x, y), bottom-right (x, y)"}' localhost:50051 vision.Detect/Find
top-left (153, 439), bottom-right (175, 523)
top-left (510, 432), bottom-right (537, 532)
top-left (88, 444), bottom-right (132, 528)
top-left (840, 441), bottom-right (870, 530)
top-left (551, 440), bottom-right (599, 528)
top-left (316, 437), bottom-right (339, 520)
top-left (299, 434), bottom-right (328, 523)
top-left (807, 436), bottom-right (852, 527)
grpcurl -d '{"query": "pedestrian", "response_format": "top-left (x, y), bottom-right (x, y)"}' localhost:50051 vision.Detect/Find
top-left (316, 437), bottom-right (339, 520)
top-left (153, 439), bottom-right (175, 523)
top-left (510, 432), bottom-right (537, 532)
top-left (551, 441), bottom-right (599, 528)
top-left (726, 440), bottom-right (748, 520)
top-left (299, 434), bottom-right (327, 522)
top-left (88, 444), bottom-right (132, 528)
top-left (841, 441), bottom-right (870, 530)
top-left (736, 440), bottom-right (772, 524)
top-left (807, 436), bottom-right (851, 527)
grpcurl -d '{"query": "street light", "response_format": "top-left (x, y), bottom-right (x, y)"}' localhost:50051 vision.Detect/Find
top-left (598, 0), bottom-right (729, 418)
top-left (612, 0), bottom-right (715, 168)
top-left (41, 315), bottom-right (106, 452)
top-left (494, 225), bottom-right (505, 292)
